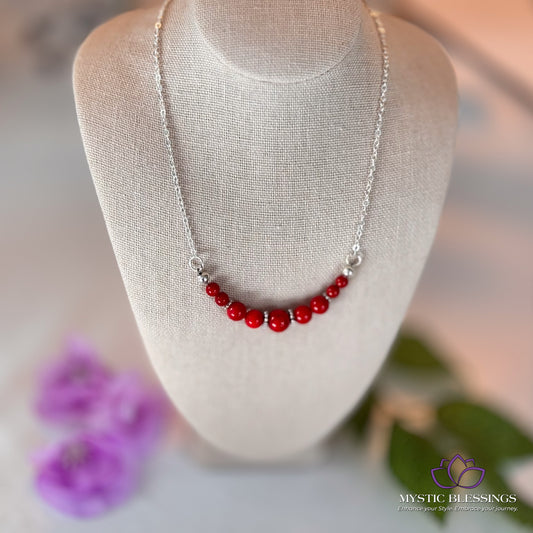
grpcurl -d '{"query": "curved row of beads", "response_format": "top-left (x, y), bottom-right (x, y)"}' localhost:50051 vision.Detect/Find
top-left (197, 267), bottom-right (356, 332)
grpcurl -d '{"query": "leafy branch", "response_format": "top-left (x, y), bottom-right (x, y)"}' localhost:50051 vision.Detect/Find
top-left (346, 333), bottom-right (533, 527)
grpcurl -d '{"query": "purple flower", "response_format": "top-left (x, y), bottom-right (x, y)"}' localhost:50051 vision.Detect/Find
top-left (34, 432), bottom-right (138, 518)
top-left (89, 373), bottom-right (170, 458)
top-left (431, 454), bottom-right (485, 489)
top-left (32, 336), bottom-right (173, 518)
top-left (35, 336), bottom-right (112, 426)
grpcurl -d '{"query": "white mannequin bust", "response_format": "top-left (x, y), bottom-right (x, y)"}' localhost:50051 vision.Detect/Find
top-left (73, 0), bottom-right (458, 461)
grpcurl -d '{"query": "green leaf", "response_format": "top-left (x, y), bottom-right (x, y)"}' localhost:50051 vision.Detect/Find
top-left (437, 401), bottom-right (533, 466)
top-left (389, 423), bottom-right (447, 523)
top-left (348, 388), bottom-right (376, 437)
top-left (483, 470), bottom-right (533, 528)
top-left (388, 334), bottom-right (449, 373)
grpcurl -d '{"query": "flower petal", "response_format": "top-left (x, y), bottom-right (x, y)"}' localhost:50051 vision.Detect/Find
top-left (431, 467), bottom-right (457, 489)
top-left (35, 336), bottom-right (113, 427)
top-left (447, 454), bottom-right (468, 485)
top-left (88, 373), bottom-right (170, 458)
top-left (34, 432), bottom-right (138, 518)
top-left (457, 467), bottom-right (485, 489)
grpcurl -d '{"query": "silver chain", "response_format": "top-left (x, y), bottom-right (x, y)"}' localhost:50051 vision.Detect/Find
top-left (350, 12), bottom-right (389, 263)
top-left (154, 0), bottom-right (203, 272)
top-left (153, 0), bottom-right (389, 273)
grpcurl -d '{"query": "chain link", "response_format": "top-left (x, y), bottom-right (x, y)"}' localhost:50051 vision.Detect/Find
top-left (154, 0), bottom-right (199, 270)
top-left (351, 10), bottom-right (389, 259)
top-left (153, 0), bottom-right (389, 271)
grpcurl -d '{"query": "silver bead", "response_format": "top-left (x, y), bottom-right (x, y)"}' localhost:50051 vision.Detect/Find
top-left (225, 300), bottom-right (232, 309)
top-left (343, 266), bottom-right (354, 278)
top-left (197, 271), bottom-right (210, 284)
top-left (288, 309), bottom-right (295, 322)
top-left (322, 292), bottom-right (331, 301)
top-left (264, 310), bottom-right (269, 324)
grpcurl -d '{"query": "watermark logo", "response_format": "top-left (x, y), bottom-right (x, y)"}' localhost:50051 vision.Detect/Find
top-left (431, 454), bottom-right (486, 489)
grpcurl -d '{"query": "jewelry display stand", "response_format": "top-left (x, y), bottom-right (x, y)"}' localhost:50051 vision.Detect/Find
top-left (73, 0), bottom-right (458, 461)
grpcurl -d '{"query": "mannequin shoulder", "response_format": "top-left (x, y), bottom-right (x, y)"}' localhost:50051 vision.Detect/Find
top-left (382, 15), bottom-right (457, 92)
top-left (380, 14), bottom-right (458, 116)
top-left (73, 8), bottom-right (162, 135)
top-left (73, 8), bottom-right (158, 84)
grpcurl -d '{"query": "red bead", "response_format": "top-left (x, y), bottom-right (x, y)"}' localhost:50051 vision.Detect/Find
top-left (326, 284), bottom-right (340, 298)
top-left (215, 292), bottom-right (229, 307)
top-left (206, 282), bottom-right (220, 297)
top-left (268, 309), bottom-right (291, 332)
top-left (335, 275), bottom-right (349, 288)
top-left (245, 309), bottom-right (264, 328)
top-left (310, 295), bottom-right (329, 314)
top-left (294, 305), bottom-right (312, 324)
top-left (227, 301), bottom-right (246, 321)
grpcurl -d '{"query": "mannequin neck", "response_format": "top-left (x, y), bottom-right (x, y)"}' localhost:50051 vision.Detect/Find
top-left (191, 0), bottom-right (364, 83)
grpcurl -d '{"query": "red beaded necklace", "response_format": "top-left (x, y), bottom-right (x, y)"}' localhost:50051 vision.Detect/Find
top-left (153, 1), bottom-right (390, 332)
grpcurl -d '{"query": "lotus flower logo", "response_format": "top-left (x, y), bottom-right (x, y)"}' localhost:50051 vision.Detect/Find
top-left (431, 454), bottom-right (485, 489)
